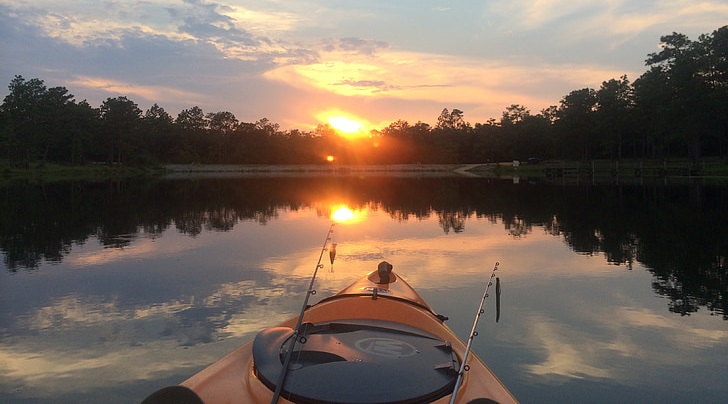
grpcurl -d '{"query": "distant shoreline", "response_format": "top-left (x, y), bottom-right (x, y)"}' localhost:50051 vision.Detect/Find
top-left (162, 164), bottom-right (494, 178)
top-left (3, 160), bottom-right (728, 183)
top-left (164, 163), bottom-right (485, 172)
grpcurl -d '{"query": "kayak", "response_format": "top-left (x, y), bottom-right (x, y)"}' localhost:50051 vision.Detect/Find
top-left (143, 261), bottom-right (517, 403)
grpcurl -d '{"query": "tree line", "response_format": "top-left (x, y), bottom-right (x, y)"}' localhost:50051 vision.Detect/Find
top-left (1, 26), bottom-right (726, 166)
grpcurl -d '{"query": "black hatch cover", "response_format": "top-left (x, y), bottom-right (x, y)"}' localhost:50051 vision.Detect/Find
top-left (253, 321), bottom-right (458, 403)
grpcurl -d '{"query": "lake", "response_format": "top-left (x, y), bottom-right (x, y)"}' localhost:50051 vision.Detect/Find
top-left (1, 173), bottom-right (727, 403)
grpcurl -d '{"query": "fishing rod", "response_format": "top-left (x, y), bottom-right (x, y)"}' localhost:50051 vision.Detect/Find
top-left (271, 222), bottom-right (336, 404)
top-left (450, 262), bottom-right (500, 404)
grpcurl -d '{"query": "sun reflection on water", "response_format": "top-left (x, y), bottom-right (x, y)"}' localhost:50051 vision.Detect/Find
top-left (331, 204), bottom-right (366, 224)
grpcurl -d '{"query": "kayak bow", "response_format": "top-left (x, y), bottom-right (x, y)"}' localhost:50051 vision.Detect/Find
top-left (144, 262), bottom-right (517, 404)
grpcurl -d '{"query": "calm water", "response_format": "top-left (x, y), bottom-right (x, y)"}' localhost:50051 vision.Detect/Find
top-left (1, 174), bottom-right (727, 403)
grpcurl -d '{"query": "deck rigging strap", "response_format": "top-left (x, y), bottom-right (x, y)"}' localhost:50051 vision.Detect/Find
top-left (449, 262), bottom-right (500, 404)
top-left (271, 223), bottom-right (336, 404)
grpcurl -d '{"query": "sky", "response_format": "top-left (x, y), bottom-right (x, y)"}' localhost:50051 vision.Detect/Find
top-left (1, 0), bottom-right (727, 132)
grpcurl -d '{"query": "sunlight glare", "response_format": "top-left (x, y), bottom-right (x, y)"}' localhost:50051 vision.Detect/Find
top-left (329, 116), bottom-right (364, 134)
top-left (315, 110), bottom-right (371, 139)
top-left (332, 206), bottom-right (355, 223)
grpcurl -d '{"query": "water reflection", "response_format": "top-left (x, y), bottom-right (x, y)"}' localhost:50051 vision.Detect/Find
top-left (1, 176), bottom-right (725, 319)
top-left (0, 176), bottom-right (727, 402)
top-left (331, 204), bottom-right (365, 224)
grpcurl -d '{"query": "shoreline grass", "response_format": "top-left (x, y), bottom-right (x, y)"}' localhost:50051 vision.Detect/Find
top-left (2, 159), bottom-right (728, 184)
top-left (1, 161), bottom-right (164, 183)
top-left (491, 158), bottom-right (728, 179)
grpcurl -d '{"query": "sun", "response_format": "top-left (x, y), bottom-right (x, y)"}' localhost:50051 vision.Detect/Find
top-left (316, 110), bottom-right (370, 138)
top-left (328, 116), bottom-right (364, 134)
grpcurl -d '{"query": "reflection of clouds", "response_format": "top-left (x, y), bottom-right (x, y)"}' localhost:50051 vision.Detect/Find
top-left (617, 307), bottom-right (728, 348)
top-left (22, 295), bottom-right (192, 331)
top-left (0, 275), bottom-right (303, 398)
top-left (203, 280), bottom-right (258, 306)
top-left (331, 224), bottom-right (614, 286)
top-left (0, 339), bottom-right (212, 398)
top-left (517, 302), bottom-right (728, 385)
top-left (261, 210), bottom-right (627, 294)
top-left (522, 317), bottom-right (611, 380)
top-left (66, 234), bottom-right (199, 268)
top-left (218, 304), bottom-right (291, 337)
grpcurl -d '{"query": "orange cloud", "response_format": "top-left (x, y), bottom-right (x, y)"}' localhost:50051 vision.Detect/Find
top-left (70, 76), bottom-right (202, 104)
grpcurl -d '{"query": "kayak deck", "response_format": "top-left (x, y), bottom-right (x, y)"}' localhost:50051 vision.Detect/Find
top-left (253, 320), bottom-right (458, 403)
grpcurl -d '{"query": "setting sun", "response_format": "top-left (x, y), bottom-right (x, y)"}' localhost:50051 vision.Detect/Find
top-left (329, 116), bottom-right (363, 134)
top-left (316, 110), bottom-right (370, 138)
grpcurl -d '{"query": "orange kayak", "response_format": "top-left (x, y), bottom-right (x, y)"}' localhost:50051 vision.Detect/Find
top-left (144, 263), bottom-right (517, 404)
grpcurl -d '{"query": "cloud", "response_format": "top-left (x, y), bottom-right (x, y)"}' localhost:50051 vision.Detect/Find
top-left (483, 0), bottom-right (728, 35)
top-left (176, 0), bottom-right (260, 50)
top-left (336, 37), bottom-right (389, 56)
top-left (485, 0), bottom-right (598, 31)
top-left (266, 47), bottom-right (633, 118)
top-left (479, 0), bottom-right (728, 68)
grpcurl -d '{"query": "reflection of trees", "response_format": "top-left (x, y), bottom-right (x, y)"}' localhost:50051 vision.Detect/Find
top-left (543, 182), bottom-right (728, 319)
top-left (437, 211), bottom-right (467, 234)
top-left (504, 215), bottom-right (530, 238)
top-left (0, 176), bottom-right (725, 319)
